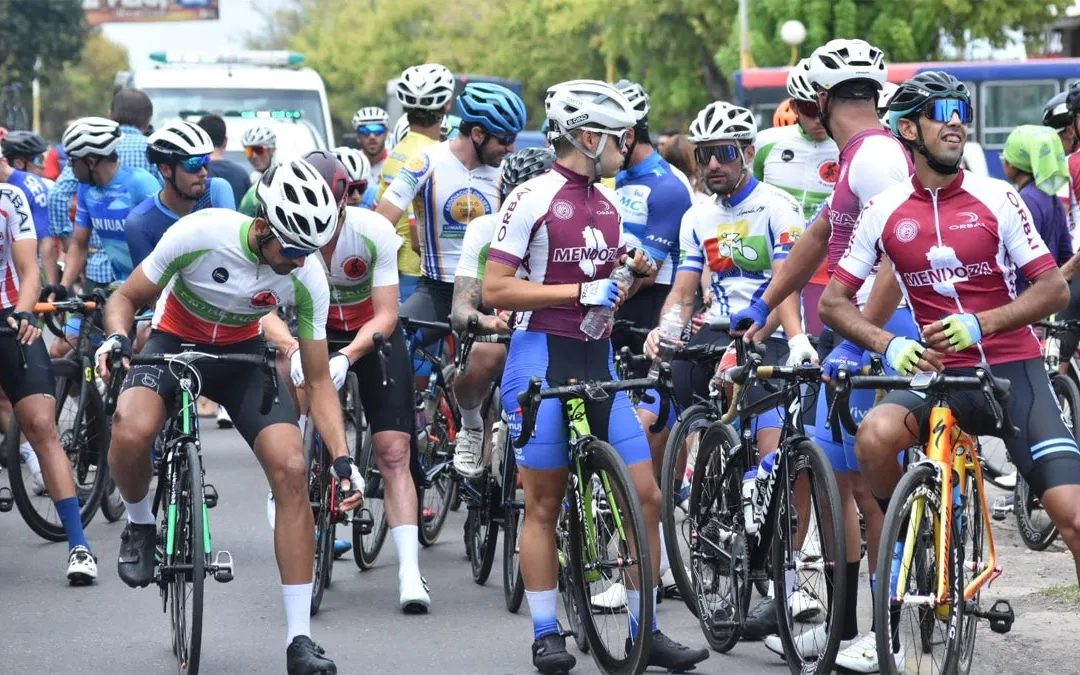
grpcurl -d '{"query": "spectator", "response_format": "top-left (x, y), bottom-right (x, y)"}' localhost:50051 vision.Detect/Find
top-left (198, 113), bottom-right (251, 201)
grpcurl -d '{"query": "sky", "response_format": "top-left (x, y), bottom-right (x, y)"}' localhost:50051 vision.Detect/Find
top-left (101, 0), bottom-right (291, 69)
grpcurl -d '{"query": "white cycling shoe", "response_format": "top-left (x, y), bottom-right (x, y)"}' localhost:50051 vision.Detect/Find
top-left (764, 624), bottom-right (857, 660)
top-left (590, 581), bottom-right (628, 610)
top-left (66, 545), bottom-right (98, 586)
top-left (453, 428), bottom-right (485, 479)
top-left (400, 573), bottom-right (431, 614)
top-left (834, 632), bottom-right (905, 673)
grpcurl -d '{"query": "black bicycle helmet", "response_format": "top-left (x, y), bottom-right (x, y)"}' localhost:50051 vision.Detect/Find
top-left (887, 71), bottom-right (971, 175)
top-left (500, 147), bottom-right (555, 195)
top-left (2, 130), bottom-right (46, 158)
top-left (1044, 91), bottom-right (1071, 131)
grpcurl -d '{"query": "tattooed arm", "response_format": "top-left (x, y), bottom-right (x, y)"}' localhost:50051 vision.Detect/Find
top-left (451, 275), bottom-right (508, 336)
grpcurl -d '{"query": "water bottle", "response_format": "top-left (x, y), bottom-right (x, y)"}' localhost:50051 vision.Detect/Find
top-left (649, 302), bottom-right (684, 378)
top-left (742, 468), bottom-right (759, 535)
top-left (580, 262), bottom-right (636, 340)
top-left (1046, 335), bottom-right (1062, 370)
top-left (491, 414), bottom-right (506, 485)
top-left (753, 451), bottom-right (778, 514)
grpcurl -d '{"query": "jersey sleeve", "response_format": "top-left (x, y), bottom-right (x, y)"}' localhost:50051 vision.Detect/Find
top-left (209, 177), bottom-right (237, 210)
top-left (1, 185), bottom-right (37, 242)
top-left (456, 215), bottom-right (490, 279)
top-left (382, 150), bottom-right (433, 212)
top-left (641, 178), bottom-right (692, 266)
top-left (849, 137), bottom-right (911, 204)
top-left (487, 186), bottom-right (535, 269)
top-left (752, 142), bottom-right (775, 181)
top-left (676, 208), bottom-right (705, 274)
top-left (140, 218), bottom-right (211, 287)
top-left (292, 265), bottom-right (329, 341)
top-left (768, 190), bottom-right (805, 261)
top-left (370, 214), bottom-right (402, 287)
top-left (22, 176), bottom-right (50, 240)
top-left (133, 170), bottom-right (161, 205)
top-left (1000, 187), bottom-right (1058, 281)
top-left (47, 167), bottom-right (77, 238)
top-left (834, 204), bottom-right (885, 289)
top-left (74, 185), bottom-right (90, 229)
top-left (124, 202), bottom-right (155, 268)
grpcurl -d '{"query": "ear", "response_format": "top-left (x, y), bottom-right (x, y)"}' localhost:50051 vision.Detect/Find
top-left (741, 143), bottom-right (756, 162)
top-left (898, 117), bottom-right (919, 143)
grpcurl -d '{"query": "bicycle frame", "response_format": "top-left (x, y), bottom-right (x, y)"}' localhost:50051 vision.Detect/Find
top-left (159, 382), bottom-right (211, 566)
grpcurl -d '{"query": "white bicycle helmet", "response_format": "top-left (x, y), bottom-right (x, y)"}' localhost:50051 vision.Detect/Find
top-left (396, 63), bottom-right (455, 110)
top-left (147, 121), bottom-right (213, 161)
top-left (333, 147), bottom-right (371, 183)
top-left (388, 115), bottom-right (411, 151)
top-left (352, 106), bottom-right (389, 128)
top-left (241, 125), bottom-right (277, 148)
top-left (688, 102), bottom-right (757, 144)
top-left (62, 117), bottom-right (121, 158)
top-left (807, 39), bottom-right (887, 92)
top-left (545, 79), bottom-right (637, 135)
top-left (615, 80), bottom-right (651, 122)
top-left (786, 59), bottom-right (816, 102)
top-left (255, 158), bottom-right (339, 250)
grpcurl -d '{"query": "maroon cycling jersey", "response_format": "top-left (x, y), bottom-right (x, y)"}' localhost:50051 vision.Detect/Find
top-left (836, 170), bottom-right (1057, 367)
top-left (487, 164), bottom-right (625, 341)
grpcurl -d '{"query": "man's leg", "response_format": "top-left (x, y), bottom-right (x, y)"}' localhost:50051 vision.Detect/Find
top-left (453, 342), bottom-right (505, 478)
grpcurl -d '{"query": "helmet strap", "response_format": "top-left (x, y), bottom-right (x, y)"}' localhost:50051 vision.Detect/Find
top-left (817, 93), bottom-right (834, 138)
top-left (912, 119), bottom-right (961, 175)
top-left (621, 135), bottom-right (639, 171)
top-left (566, 130), bottom-right (607, 179)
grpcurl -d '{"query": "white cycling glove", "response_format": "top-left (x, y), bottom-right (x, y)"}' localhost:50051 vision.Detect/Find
top-left (328, 352), bottom-right (350, 390)
top-left (786, 333), bottom-right (818, 367)
top-left (579, 279), bottom-right (620, 308)
top-left (289, 348), bottom-right (305, 387)
top-left (331, 456), bottom-right (365, 498)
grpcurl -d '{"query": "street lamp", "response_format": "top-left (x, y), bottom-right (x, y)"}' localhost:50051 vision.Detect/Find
top-left (780, 20), bottom-right (807, 66)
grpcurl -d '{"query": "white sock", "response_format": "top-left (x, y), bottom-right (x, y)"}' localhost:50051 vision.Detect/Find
top-left (125, 492), bottom-right (156, 525)
top-left (658, 522), bottom-right (670, 577)
top-left (297, 414), bottom-right (309, 438)
top-left (282, 583), bottom-right (313, 644)
top-left (459, 404), bottom-right (483, 429)
top-left (392, 524), bottom-right (420, 579)
top-left (19, 441), bottom-right (41, 474)
top-left (767, 579), bottom-right (776, 599)
top-left (524, 587), bottom-right (559, 638)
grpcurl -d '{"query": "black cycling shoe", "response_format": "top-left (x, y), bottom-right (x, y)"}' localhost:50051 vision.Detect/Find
top-left (117, 523), bottom-right (157, 588)
top-left (741, 596), bottom-right (778, 640)
top-left (531, 633), bottom-right (576, 674)
top-left (286, 635), bottom-right (337, 674)
top-left (639, 631), bottom-right (709, 672)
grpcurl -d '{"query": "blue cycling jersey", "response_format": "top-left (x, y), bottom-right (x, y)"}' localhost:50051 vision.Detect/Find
top-left (125, 177), bottom-right (236, 267)
top-left (615, 151), bottom-right (693, 285)
top-left (75, 165), bottom-right (160, 281)
top-left (7, 169), bottom-right (50, 239)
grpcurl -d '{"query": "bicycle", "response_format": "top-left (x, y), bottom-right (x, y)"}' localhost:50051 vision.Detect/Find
top-left (514, 367), bottom-right (671, 675)
top-left (104, 346), bottom-right (278, 674)
top-left (834, 366), bottom-right (1017, 675)
top-left (351, 334), bottom-right (391, 571)
top-left (2, 295), bottom-right (111, 540)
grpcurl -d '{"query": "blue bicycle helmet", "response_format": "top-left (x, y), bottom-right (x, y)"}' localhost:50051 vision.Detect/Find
top-left (455, 82), bottom-right (527, 135)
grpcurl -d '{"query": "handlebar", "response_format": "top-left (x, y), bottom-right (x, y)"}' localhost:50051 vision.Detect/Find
top-left (611, 319), bottom-right (652, 339)
top-left (457, 314), bottom-right (511, 375)
top-left (399, 316), bottom-right (452, 335)
top-left (1034, 319), bottom-right (1080, 336)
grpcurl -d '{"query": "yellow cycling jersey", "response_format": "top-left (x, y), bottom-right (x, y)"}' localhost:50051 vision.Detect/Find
top-left (378, 131), bottom-right (436, 277)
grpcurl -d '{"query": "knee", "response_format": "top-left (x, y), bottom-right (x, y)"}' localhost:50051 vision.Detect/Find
top-left (375, 436), bottom-right (411, 473)
top-left (1057, 509), bottom-right (1080, 548)
top-left (526, 492), bottom-right (561, 529)
top-left (110, 411), bottom-right (155, 456)
top-left (16, 404), bottom-right (56, 443)
top-left (268, 453), bottom-right (308, 500)
top-left (854, 411), bottom-right (899, 464)
top-left (635, 474), bottom-right (662, 515)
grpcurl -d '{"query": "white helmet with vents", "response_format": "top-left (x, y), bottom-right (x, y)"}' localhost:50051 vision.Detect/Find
top-left (62, 117), bottom-right (121, 158)
top-left (396, 63), bottom-right (455, 110)
top-left (241, 125), bottom-right (277, 148)
top-left (688, 102), bottom-right (757, 144)
top-left (544, 79), bottom-right (637, 135)
top-left (807, 39), bottom-right (887, 92)
top-left (256, 158), bottom-right (339, 250)
top-left (333, 147), bottom-right (370, 183)
top-left (352, 106), bottom-right (389, 128)
top-left (786, 59), bottom-right (816, 102)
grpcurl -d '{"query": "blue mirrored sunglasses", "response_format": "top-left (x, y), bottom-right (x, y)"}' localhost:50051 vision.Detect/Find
top-left (357, 123), bottom-right (387, 136)
top-left (177, 154), bottom-right (211, 173)
top-left (694, 144), bottom-right (741, 165)
top-left (280, 244), bottom-right (316, 259)
top-left (922, 98), bottom-right (972, 125)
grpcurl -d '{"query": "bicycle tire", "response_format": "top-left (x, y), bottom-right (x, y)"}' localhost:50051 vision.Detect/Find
top-left (169, 442), bottom-right (205, 674)
top-left (308, 427), bottom-right (334, 615)
top-left (502, 499), bottom-right (525, 612)
top-left (956, 457), bottom-right (987, 675)
top-left (567, 439), bottom-right (652, 675)
top-left (352, 411), bottom-right (388, 570)
top-left (468, 472), bottom-right (500, 584)
top-left (659, 403), bottom-right (718, 617)
top-left (874, 464), bottom-right (962, 675)
top-left (417, 378), bottom-right (457, 547)
top-left (769, 439), bottom-right (846, 675)
top-left (557, 497), bottom-right (590, 654)
top-left (5, 358), bottom-right (109, 541)
top-left (1014, 474), bottom-right (1058, 550)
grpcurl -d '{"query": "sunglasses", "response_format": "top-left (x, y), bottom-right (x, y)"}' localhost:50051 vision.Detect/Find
top-left (694, 144), bottom-right (742, 166)
top-left (244, 145), bottom-right (270, 158)
top-left (267, 228), bottom-right (316, 259)
top-left (486, 131), bottom-right (517, 146)
top-left (795, 100), bottom-right (820, 118)
top-left (356, 124), bottom-right (387, 137)
top-left (921, 98), bottom-right (972, 125)
top-left (177, 154), bottom-right (210, 174)
top-left (583, 127), bottom-right (629, 151)
top-left (348, 180), bottom-right (368, 195)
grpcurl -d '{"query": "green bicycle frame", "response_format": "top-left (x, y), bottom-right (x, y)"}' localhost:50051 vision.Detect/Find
top-left (165, 387), bottom-right (212, 559)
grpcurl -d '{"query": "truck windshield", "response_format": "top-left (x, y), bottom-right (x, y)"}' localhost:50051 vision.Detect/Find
top-left (144, 88), bottom-right (328, 144)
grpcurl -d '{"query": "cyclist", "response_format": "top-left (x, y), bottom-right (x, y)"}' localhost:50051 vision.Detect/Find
top-left (0, 180), bottom-right (98, 584)
top-left (376, 63), bottom-right (455, 302)
top-left (2, 129), bottom-right (48, 176)
top-left (1, 131), bottom-right (56, 283)
top-left (772, 98), bottom-right (798, 127)
top-left (752, 58), bottom-right (839, 337)
top-left (198, 113), bottom-right (252, 204)
top-left (484, 79), bottom-right (709, 674)
top-left (241, 125), bottom-right (277, 184)
top-left (96, 158), bottom-right (359, 674)
top-left (333, 146), bottom-right (377, 208)
top-left (352, 106), bottom-right (390, 183)
top-left (380, 82), bottom-right (526, 470)
top-left (732, 39), bottom-right (917, 669)
top-left (449, 146), bottom-right (555, 478)
top-left (820, 71), bottom-right (1080, 611)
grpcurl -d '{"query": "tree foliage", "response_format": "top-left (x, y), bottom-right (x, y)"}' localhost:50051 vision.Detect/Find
top-left (40, 30), bottom-right (130, 139)
top-left (0, 0), bottom-right (87, 86)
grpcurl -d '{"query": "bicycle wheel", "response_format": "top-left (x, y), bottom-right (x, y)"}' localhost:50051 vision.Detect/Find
top-left (467, 472), bottom-right (499, 584)
top-left (874, 464), bottom-right (963, 675)
top-left (769, 439), bottom-right (846, 675)
top-left (567, 440), bottom-right (652, 675)
top-left (168, 442), bottom-right (205, 674)
top-left (680, 420), bottom-right (749, 652)
top-left (352, 413), bottom-right (388, 570)
top-left (417, 374), bottom-right (457, 546)
top-left (5, 358), bottom-right (109, 541)
top-left (502, 449), bottom-right (525, 613)
top-left (1014, 474), bottom-right (1058, 550)
top-left (308, 430), bottom-right (334, 615)
top-left (659, 404), bottom-right (717, 617)
top-left (956, 461), bottom-right (987, 674)
top-left (1051, 371), bottom-right (1080, 442)
top-left (557, 496), bottom-right (590, 654)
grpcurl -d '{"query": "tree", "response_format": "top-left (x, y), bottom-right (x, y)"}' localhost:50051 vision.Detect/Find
top-left (0, 0), bottom-right (87, 85)
top-left (40, 30), bottom-right (130, 139)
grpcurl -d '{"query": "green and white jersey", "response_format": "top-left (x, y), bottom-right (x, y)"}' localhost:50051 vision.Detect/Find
top-left (142, 208), bottom-right (330, 345)
top-left (319, 206), bottom-right (401, 332)
top-left (752, 124), bottom-right (839, 218)
top-left (455, 213), bottom-right (498, 282)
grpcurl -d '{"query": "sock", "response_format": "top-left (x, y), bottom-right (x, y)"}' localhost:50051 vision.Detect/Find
top-left (658, 523), bottom-right (670, 577)
top-left (282, 583), bottom-right (313, 644)
top-left (627, 589), bottom-right (643, 637)
top-left (525, 587), bottom-right (559, 639)
top-left (869, 573), bottom-right (878, 634)
top-left (842, 561), bottom-right (860, 640)
top-left (298, 414), bottom-right (309, 438)
top-left (55, 496), bottom-right (89, 550)
top-left (125, 492), bottom-right (156, 525)
top-left (460, 404), bottom-right (483, 429)
top-left (392, 525), bottom-right (420, 579)
top-left (19, 441), bottom-right (41, 474)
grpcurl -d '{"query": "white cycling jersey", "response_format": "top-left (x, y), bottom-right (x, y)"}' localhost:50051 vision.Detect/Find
top-left (319, 206), bottom-right (401, 332)
top-left (382, 141), bottom-right (501, 283)
top-left (752, 124), bottom-right (839, 219)
top-left (0, 183), bottom-right (36, 310)
top-left (142, 208), bottom-right (330, 345)
top-left (455, 213), bottom-right (498, 282)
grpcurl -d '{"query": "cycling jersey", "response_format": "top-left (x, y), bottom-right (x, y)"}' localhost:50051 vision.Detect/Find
top-left (6, 169), bottom-right (50, 240)
top-left (0, 183), bottom-right (36, 309)
top-left (238, 183), bottom-right (258, 217)
top-left (676, 177), bottom-right (801, 323)
top-left (369, 149), bottom-right (388, 186)
top-left (126, 177), bottom-right (237, 267)
top-left (141, 208), bottom-right (329, 345)
top-left (614, 151), bottom-right (693, 284)
top-left (379, 132), bottom-right (436, 277)
top-left (836, 170), bottom-right (1056, 368)
top-left (383, 141), bottom-right (501, 282)
top-left (74, 165), bottom-right (160, 281)
top-left (319, 206), bottom-right (401, 332)
top-left (488, 164), bottom-right (626, 340)
top-left (456, 213), bottom-right (498, 281)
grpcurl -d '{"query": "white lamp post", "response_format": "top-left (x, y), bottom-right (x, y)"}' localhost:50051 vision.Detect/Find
top-left (780, 20), bottom-right (807, 66)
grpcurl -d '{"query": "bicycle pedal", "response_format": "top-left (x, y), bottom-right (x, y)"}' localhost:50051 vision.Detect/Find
top-left (355, 509), bottom-right (374, 535)
top-left (0, 486), bottom-right (12, 512)
top-left (979, 599), bottom-right (1014, 634)
top-left (204, 484), bottom-right (219, 509)
top-left (211, 550), bottom-right (234, 583)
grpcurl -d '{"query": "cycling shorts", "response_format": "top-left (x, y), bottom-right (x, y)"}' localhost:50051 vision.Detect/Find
top-left (399, 274), bottom-right (420, 304)
top-left (502, 330), bottom-right (650, 471)
top-left (401, 276), bottom-right (453, 377)
top-left (814, 306), bottom-right (918, 473)
top-left (328, 325), bottom-right (414, 436)
top-left (121, 331), bottom-right (297, 447)
top-left (881, 358), bottom-right (1080, 497)
top-left (0, 313), bottom-right (55, 404)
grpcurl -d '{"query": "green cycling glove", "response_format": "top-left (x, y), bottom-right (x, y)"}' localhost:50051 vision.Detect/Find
top-left (885, 336), bottom-right (925, 375)
top-left (940, 313), bottom-right (982, 352)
